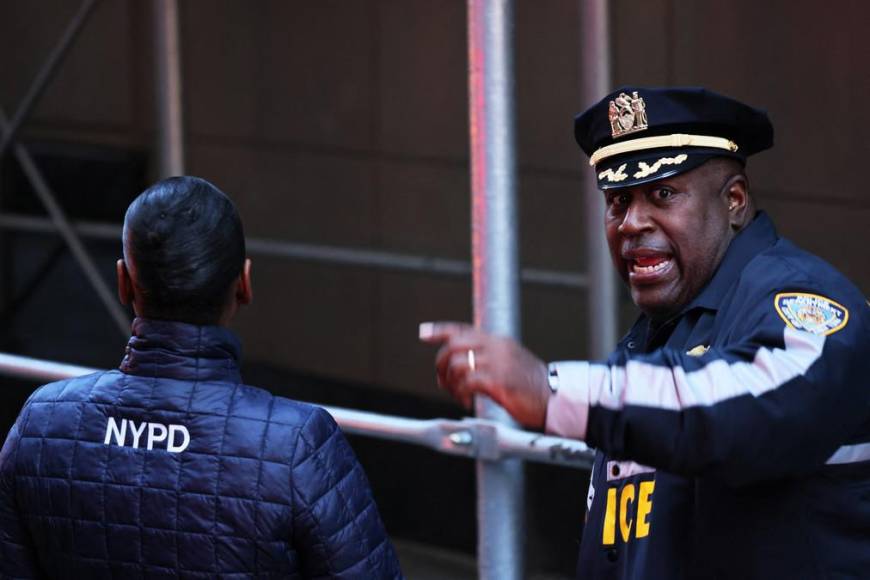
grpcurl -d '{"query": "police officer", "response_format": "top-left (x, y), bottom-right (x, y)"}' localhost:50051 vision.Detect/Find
top-left (0, 177), bottom-right (403, 578)
top-left (420, 87), bottom-right (870, 579)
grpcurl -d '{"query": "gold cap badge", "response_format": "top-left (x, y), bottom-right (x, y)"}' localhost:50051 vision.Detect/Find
top-left (609, 91), bottom-right (648, 139)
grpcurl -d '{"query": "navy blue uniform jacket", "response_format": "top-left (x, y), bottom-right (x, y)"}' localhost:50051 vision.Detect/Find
top-left (545, 213), bottom-right (870, 579)
top-left (0, 319), bottom-right (403, 579)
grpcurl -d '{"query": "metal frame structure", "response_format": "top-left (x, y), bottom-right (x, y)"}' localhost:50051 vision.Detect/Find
top-left (0, 212), bottom-right (591, 289)
top-left (0, 351), bottom-right (594, 470)
top-left (0, 1), bottom-right (615, 578)
top-left (153, 0), bottom-right (185, 178)
top-left (0, 0), bottom-right (129, 337)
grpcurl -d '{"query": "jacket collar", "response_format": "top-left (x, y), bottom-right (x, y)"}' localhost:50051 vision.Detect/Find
top-left (621, 211), bottom-right (780, 348)
top-left (119, 317), bottom-right (242, 383)
top-left (685, 210), bottom-right (779, 312)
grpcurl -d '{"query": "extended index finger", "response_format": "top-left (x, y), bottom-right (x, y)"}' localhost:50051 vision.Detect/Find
top-left (418, 321), bottom-right (475, 344)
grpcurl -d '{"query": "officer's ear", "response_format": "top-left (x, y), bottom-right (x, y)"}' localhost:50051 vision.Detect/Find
top-left (723, 174), bottom-right (751, 230)
top-left (116, 259), bottom-right (134, 306)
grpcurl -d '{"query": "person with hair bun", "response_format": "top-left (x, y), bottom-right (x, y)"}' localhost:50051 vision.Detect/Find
top-left (0, 176), bottom-right (403, 579)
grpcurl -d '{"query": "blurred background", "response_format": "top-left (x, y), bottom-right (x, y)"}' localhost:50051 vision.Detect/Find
top-left (0, 1), bottom-right (867, 577)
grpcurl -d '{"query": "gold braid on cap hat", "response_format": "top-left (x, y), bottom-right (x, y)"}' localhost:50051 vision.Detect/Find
top-left (589, 134), bottom-right (738, 167)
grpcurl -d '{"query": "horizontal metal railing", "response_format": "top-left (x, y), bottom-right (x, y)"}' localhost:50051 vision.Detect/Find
top-left (0, 351), bottom-right (594, 469)
top-left (0, 213), bottom-right (589, 289)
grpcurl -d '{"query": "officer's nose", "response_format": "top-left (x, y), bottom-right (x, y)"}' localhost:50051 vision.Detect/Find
top-left (617, 202), bottom-right (654, 236)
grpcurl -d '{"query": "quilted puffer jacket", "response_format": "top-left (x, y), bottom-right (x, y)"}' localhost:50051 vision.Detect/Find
top-left (0, 318), bottom-right (403, 579)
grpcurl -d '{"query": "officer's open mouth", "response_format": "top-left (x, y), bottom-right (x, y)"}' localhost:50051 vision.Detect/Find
top-left (623, 251), bottom-right (674, 283)
top-left (631, 256), bottom-right (671, 274)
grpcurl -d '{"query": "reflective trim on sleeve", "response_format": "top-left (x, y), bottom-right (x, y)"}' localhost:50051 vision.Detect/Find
top-left (544, 328), bottom-right (825, 441)
top-left (596, 328), bottom-right (825, 412)
top-left (544, 361), bottom-right (600, 440)
top-left (826, 443), bottom-right (870, 465)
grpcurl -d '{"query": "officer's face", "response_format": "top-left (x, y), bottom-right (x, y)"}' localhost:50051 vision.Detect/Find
top-left (603, 161), bottom-right (739, 321)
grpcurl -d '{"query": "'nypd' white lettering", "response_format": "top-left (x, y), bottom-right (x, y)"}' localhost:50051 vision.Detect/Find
top-left (147, 422), bottom-right (167, 450)
top-left (167, 424), bottom-right (190, 453)
top-left (104, 416), bottom-right (127, 445)
top-left (104, 417), bottom-right (190, 453)
top-left (130, 420), bottom-right (147, 448)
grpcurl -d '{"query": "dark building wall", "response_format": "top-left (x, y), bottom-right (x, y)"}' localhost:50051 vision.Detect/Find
top-left (0, 1), bottom-right (151, 148)
top-left (4, 1), bottom-right (866, 398)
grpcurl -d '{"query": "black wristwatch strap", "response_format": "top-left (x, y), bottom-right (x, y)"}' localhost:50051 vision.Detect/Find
top-left (547, 363), bottom-right (559, 394)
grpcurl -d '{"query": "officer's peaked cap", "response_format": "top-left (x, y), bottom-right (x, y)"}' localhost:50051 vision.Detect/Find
top-left (575, 87), bottom-right (773, 189)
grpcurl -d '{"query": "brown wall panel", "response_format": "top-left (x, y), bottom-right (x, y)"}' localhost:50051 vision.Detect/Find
top-left (184, 1), bottom-right (376, 149)
top-left (0, 1), bottom-right (135, 130)
top-left (0, 2), bottom-right (79, 107)
top-left (377, 0), bottom-right (468, 160)
top-left (522, 284), bottom-right (589, 362)
top-left (182, 1), bottom-right (263, 140)
top-left (188, 143), bottom-right (377, 246)
top-left (259, 1), bottom-right (376, 149)
top-left (515, 0), bottom-right (584, 172)
top-left (374, 272), bottom-right (472, 400)
top-left (231, 258), bottom-right (378, 384)
top-left (376, 160), bottom-right (470, 257)
top-left (759, 196), bottom-right (870, 294)
top-left (519, 172), bottom-right (586, 271)
top-left (671, 0), bottom-right (868, 204)
top-left (610, 0), bottom-right (672, 86)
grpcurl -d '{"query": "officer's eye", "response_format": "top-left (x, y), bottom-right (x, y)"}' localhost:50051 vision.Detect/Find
top-left (608, 192), bottom-right (632, 208)
top-left (652, 187), bottom-right (674, 201)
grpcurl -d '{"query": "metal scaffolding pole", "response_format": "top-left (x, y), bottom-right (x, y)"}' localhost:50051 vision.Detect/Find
top-left (467, 1), bottom-right (523, 579)
top-left (153, 0), bottom-right (185, 177)
top-left (580, 0), bottom-right (618, 359)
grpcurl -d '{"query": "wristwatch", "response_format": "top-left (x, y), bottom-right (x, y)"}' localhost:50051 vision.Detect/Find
top-left (547, 363), bottom-right (559, 394)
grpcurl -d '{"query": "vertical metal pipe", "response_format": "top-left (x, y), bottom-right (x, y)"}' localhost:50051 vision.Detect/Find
top-left (467, 1), bottom-right (523, 579)
top-left (153, 0), bottom-right (185, 177)
top-left (579, 0), bottom-right (618, 359)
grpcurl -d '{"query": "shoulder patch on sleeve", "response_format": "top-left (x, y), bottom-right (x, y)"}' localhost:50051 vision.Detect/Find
top-left (774, 292), bottom-right (849, 335)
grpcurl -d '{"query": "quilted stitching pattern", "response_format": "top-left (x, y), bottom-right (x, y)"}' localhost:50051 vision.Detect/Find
top-left (0, 319), bottom-right (402, 579)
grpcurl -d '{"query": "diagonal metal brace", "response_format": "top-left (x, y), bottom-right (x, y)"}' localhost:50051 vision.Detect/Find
top-left (0, 108), bottom-right (130, 338)
top-left (0, 0), bottom-right (101, 161)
